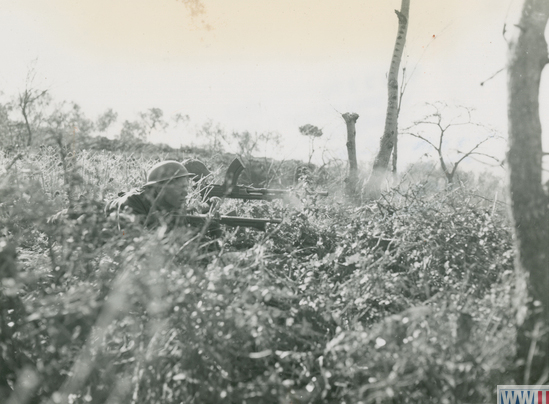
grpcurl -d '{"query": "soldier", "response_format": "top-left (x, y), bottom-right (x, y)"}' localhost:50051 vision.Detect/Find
top-left (184, 159), bottom-right (212, 182)
top-left (106, 159), bottom-right (278, 236)
top-left (106, 160), bottom-right (193, 229)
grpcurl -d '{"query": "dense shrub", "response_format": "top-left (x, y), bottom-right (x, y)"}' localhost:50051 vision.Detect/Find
top-left (0, 150), bottom-right (517, 404)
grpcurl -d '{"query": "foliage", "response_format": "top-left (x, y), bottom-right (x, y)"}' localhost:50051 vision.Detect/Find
top-left (198, 120), bottom-right (228, 154)
top-left (0, 98), bottom-right (17, 149)
top-left (299, 124), bottom-right (323, 165)
top-left (231, 131), bottom-right (281, 158)
top-left (0, 147), bottom-right (518, 404)
top-left (298, 125), bottom-right (323, 139)
top-left (0, 90), bottom-right (189, 153)
top-left (119, 108), bottom-right (170, 143)
top-left (95, 109), bottom-right (118, 133)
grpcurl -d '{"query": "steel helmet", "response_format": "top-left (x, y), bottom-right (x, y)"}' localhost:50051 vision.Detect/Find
top-left (144, 160), bottom-right (193, 186)
top-left (184, 159), bottom-right (211, 181)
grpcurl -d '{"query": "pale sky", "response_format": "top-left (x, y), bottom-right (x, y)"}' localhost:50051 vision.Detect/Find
top-left (0, 0), bottom-right (538, 171)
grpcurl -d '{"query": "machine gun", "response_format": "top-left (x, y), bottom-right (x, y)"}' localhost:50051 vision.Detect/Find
top-left (184, 214), bottom-right (282, 231)
top-left (198, 157), bottom-right (328, 201)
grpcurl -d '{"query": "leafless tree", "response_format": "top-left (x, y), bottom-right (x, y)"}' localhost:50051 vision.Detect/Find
top-left (16, 68), bottom-right (49, 146)
top-left (342, 113), bottom-right (359, 197)
top-left (391, 67), bottom-right (408, 175)
top-left (402, 103), bottom-right (500, 184)
top-left (365, 0), bottom-right (410, 197)
top-left (506, 0), bottom-right (549, 384)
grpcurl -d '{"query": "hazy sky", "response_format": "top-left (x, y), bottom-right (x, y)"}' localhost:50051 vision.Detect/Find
top-left (0, 0), bottom-right (536, 170)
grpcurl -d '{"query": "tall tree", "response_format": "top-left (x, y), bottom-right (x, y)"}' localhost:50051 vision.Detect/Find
top-left (365, 0), bottom-right (410, 197)
top-left (392, 67), bottom-right (408, 175)
top-left (506, 0), bottom-right (549, 383)
top-left (342, 113), bottom-right (359, 197)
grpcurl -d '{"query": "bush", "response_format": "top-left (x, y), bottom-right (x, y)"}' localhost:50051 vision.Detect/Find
top-left (0, 150), bottom-right (517, 404)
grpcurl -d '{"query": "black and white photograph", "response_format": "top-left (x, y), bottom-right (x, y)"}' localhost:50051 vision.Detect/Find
top-left (0, 1), bottom-right (548, 403)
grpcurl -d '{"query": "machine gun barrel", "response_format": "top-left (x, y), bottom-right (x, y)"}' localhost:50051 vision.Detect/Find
top-left (201, 185), bottom-right (329, 201)
top-left (184, 214), bottom-right (282, 231)
top-left (200, 185), bottom-right (288, 201)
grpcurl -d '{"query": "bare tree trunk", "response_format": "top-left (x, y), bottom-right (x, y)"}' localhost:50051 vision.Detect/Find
top-left (391, 130), bottom-right (398, 175)
top-left (17, 84), bottom-right (48, 147)
top-left (438, 152), bottom-right (454, 184)
top-left (20, 96), bottom-right (33, 146)
top-left (392, 67), bottom-right (407, 177)
top-left (507, 0), bottom-right (549, 384)
top-left (342, 113), bottom-right (359, 197)
top-left (365, 0), bottom-right (410, 198)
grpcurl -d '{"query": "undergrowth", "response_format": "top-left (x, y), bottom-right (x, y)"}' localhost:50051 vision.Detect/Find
top-left (1, 148), bottom-right (516, 404)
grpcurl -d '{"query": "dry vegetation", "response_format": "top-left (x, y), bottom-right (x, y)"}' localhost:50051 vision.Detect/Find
top-left (0, 143), bottom-right (519, 404)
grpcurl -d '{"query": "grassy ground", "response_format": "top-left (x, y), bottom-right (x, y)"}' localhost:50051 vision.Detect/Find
top-left (1, 147), bottom-right (517, 404)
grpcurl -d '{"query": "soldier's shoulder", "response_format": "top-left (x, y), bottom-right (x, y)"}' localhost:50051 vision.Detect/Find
top-left (106, 187), bottom-right (151, 216)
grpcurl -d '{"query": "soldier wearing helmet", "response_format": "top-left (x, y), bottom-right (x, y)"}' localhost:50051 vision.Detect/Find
top-left (106, 160), bottom-right (194, 229)
top-left (183, 159), bottom-right (211, 182)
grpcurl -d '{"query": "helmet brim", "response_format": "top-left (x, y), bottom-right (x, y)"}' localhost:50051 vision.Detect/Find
top-left (144, 172), bottom-right (194, 187)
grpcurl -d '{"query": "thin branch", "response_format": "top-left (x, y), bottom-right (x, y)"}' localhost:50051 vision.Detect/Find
top-left (458, 150), bottom-right (503, 166)
top-left (404, 22), bottom-right (453, 89)
top-left (403, 132), bottom-right (439, 151)
top-left (5, 153), bottom-right (23, 171)
top-left (480, 67), bottom-right (505, 86)
top-left (450, 137), bottom-right (493, 176)
top-left (467, 155), bottom-right (505, 168)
